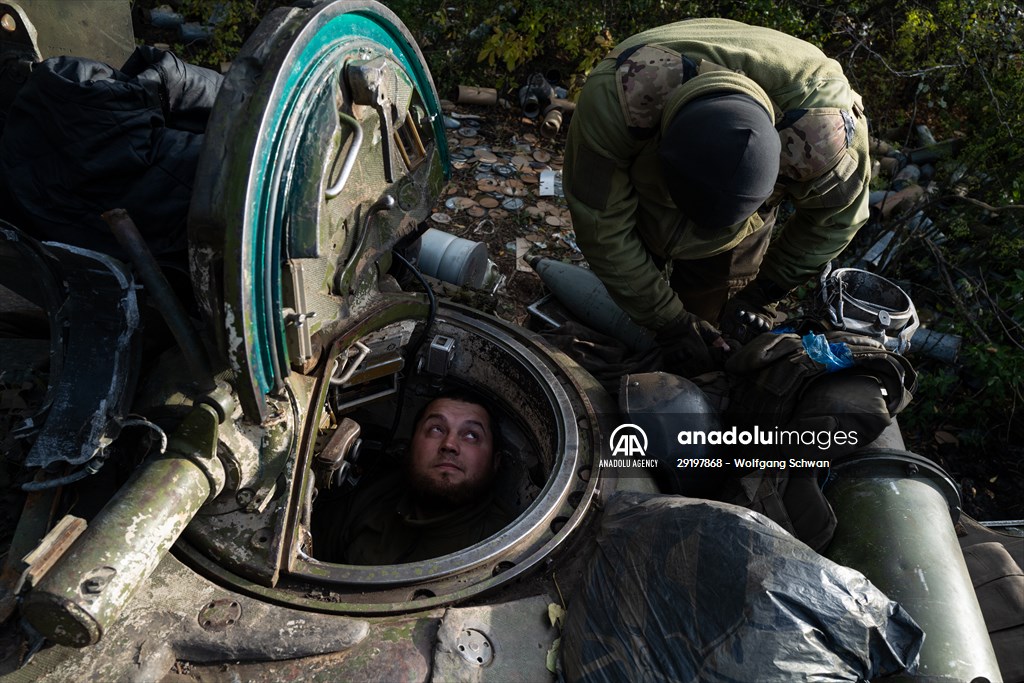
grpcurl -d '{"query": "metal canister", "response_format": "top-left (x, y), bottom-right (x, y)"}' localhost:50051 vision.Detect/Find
top-left (824, 449), bottom-right (1002, 682)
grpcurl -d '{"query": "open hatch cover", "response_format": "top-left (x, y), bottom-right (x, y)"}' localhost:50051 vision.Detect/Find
top-left (188, 0), bottom-right (449, 421)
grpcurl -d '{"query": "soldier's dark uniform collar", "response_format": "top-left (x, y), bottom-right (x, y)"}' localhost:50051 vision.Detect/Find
top-left (395, 490), bottom-right (496, 530)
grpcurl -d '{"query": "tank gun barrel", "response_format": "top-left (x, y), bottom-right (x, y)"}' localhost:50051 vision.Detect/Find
top-left (22, 403), bottom-right (226, 647)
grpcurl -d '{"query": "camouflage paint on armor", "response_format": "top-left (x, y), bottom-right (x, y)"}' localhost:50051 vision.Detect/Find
top-left (614, 45), bottom-right (686, 130)
top-left (778, 108), bottom-right (855, 182)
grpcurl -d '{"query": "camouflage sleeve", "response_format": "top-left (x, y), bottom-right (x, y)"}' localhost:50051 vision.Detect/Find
top-left (563, 72), bottom-right (685, 331)
top-left (759, 111), bottom-right (871, 292)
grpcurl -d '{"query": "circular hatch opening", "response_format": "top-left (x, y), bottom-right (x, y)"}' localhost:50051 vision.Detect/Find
top-left (281, 303), bottom-right (609, 613)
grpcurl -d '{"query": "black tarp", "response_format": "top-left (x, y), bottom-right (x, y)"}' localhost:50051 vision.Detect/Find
top-left (0, 46), bottom-right (222, 258)
top-left (563, 492), bottom-right (924, 682)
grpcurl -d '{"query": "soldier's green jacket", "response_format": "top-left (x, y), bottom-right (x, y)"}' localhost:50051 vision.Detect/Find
top-left (564, 18), bottom-right (871, 330)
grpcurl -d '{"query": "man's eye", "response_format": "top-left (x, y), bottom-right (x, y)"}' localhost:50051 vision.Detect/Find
top-left (427, 425), bottom-right (444, 434)
top-left (464, 431), bottom-right (479, 441)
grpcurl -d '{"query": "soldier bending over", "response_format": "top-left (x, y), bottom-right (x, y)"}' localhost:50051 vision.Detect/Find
top-left (564, 18), bottom-right (871, 377)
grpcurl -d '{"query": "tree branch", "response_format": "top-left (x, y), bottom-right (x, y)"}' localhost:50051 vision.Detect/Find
top-left (923, 238), bottom-right (992, 344)
top-left (972, 269), bottom-right (1024, 351)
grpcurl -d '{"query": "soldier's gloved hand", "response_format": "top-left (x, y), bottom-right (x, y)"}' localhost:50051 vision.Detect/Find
top-left (721, 280), bottom-right (784, 344)
top-left (655, 311), bottom-right (728, 377)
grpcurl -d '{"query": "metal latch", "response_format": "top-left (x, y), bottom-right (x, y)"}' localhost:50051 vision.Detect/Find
top-left (422, 334), bottom-right (456, 378)
top-left (346, 56), bottom-right (398, 182)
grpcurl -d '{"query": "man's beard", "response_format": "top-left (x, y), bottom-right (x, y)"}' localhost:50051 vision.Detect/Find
top-left (406, 461), bottom-right (494, 512)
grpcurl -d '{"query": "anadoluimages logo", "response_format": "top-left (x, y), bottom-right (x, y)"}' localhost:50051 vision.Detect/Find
top-left (609, 424), bottom-right (648, 458)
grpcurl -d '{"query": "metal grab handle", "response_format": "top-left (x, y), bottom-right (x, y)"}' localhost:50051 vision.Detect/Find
top-left (329, 341), bottom-right (371, 385)
top-left (325, 110), bottom-right (363, 199)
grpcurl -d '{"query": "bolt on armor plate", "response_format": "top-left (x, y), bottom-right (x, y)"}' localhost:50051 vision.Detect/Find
top-left (455, 628), bottom-right (494, 666)
top-left (198, 599), bottom-right (242, 632)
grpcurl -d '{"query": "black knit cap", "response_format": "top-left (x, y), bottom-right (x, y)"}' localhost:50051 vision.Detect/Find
top-left (659, 93), bottom-right (780, 231)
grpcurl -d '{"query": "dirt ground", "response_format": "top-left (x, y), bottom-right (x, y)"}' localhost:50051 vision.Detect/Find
top-left (424, 103), bottom-right (566, 327)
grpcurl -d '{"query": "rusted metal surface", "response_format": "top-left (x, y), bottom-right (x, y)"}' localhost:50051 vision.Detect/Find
top-left (21, 404), bottom-right (224, 646)
top-left (6, 553), bottom-right (371, 682)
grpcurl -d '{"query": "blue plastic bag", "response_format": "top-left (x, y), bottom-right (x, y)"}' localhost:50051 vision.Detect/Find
top-left (802, 333), bottom-right (855, 371)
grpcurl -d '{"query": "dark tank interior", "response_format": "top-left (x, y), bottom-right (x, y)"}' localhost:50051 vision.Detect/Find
top-left (263, 306), bottom-right (609, 612)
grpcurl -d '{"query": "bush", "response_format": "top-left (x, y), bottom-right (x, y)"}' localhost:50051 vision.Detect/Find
top-left (165, 0), bottom-right (278, 69)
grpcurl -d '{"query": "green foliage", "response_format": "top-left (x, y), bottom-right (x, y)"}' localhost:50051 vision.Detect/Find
top-left (149, 0), bottom-right (1023, 199)
top-left (474, 3), bottom-right (608, 82)
top-left (895, 1), bottom-right (1024, 206)
top-left (899, 365), bottom-right (960, 429)
top-left (886, 215), bottom-right (1024, 455)
top-left (388, 0), bottom-right (614, 94)
top-left (895, 7), bottom-right (938, 58)
top-left (964, 342), bottom-right (1024, 416)
top-left (171, 0), bottom-right (275, 69)
top-left (907, 337), bottom-right (1023, 450)
top-left (393, 0), bottom-right (1022, 201)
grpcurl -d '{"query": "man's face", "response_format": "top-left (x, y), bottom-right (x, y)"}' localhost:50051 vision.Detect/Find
top-left (407, 398), bottom-right (497, 509)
